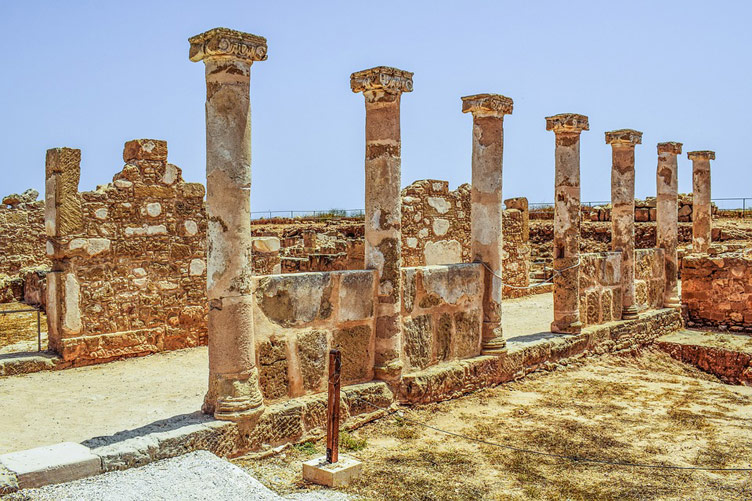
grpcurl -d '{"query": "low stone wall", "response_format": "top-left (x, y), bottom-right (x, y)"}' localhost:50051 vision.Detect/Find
top-left (252, 270), bottom-right (378, 402)
top-left (401, 308), bottom-right (682, 404)
top-left (578, 252), bottom-right (622, 326)
top-left (401, 264), bottom-right (483, 371)
top-left (682, 250), bottom-right (752, 332)
top-left (635, 248), bottom-right (666, 312)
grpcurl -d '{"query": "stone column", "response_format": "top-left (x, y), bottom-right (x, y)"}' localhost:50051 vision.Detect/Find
top-left (44, 147), bottom-right (83, 353)
top-left (189, 28), bottom-right (267, 420)
top-left (606, 129), bottom-right (642, 320)
top-left (656, 142), bottom-right (682, 309)
top-left (546, 114), bottom-right (589, 334)
top-left (688, 150), bottom-right (716, 253)
top-left (461, 94), bottom-right (513, 354)
top-left (350, 66), bottom-right (413, 383)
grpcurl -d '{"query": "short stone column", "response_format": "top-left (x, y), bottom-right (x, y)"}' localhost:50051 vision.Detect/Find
top-left (606, 129), bottom-right (642, 320)
top-left (546, 114), bottom-right (589, 334)
top-left (189, 28), bottom-right (267, 420)
top-left (461, 94), bottom-right (513, 354)
top-left (688, 150), bottom-right (716, 253)
top-left (656, 142), bottom-right (682, 309)
top-left (350, 66), bottom-right (413, 383)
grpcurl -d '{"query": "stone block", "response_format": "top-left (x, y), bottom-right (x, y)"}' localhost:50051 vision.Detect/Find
top-left (435, 312), bottom-right (453, 361)
top-left (302, 455), bottom-right (363, 487)
top-left (454, 309), bottom-right (481, 358)
top-left (255, 273), bottom-right (333, 327)
top-left (0, 442), bottom-right (101, 489)
top-left (258, 337), bottom-right (289, 400)
top-left (123, 139), bottom-right (168, 162)
top-left (338, 271), bottom-right (375, 322)
top-left (403, 315), bottom-right (433, 369)
top-left (421, 264), bottom-right (482, 305)
top-left (297, 330), bottom-right (328, 391)
top-left (333, 325), bottom-right (372, 383)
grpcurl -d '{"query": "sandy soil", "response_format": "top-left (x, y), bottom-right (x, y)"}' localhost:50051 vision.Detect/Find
top-left (0, 302), bottom-right (46, 355)
top-left (0, 347), bottom-right (207, 455)
top-left (237, 351), bottom-right (752, 501)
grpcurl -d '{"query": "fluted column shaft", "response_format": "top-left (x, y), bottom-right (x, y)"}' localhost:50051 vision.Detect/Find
top-left (656, 142), bottom-right (682, 309)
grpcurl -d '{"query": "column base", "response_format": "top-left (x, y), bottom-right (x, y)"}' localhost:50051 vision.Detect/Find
top-left (550, 320), bottom-right (582, 334)
top-left (622, 305), bottom-right (639, 320)
top-left (481, 340), bottom-right (507, 355)
top-left (203, 370), bottom-right (265, 422)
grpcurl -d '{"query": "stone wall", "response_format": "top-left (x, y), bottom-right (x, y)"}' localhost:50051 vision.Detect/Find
top-left (578, 252), bottom-right (622, 326)
top-left (252, 270), bottom-right (377, 401)
top-left (400, 179), bottom-right (530, 295)
top-left (401, 264), bottom-right (483, 371)
top-left (401, 180), bottom-right (470, 266)
top-left (635, 248), bottom-right (666, 312)
top-left (0, 191), bottom-right (48, 302)
top-left (682, 249), bottom-right (752, 332)
top-left (46, 140), bottom-right (209, 364)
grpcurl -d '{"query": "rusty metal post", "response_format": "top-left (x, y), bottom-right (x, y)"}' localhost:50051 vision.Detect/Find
top-left (37, 309), bottom-right (41, 352)
top-left (326, 349), bottom-right (342, 464)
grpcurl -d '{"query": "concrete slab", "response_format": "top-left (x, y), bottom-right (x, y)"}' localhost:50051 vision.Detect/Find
top-left (303, 455), bottom-right (362, 487)
top-left (0, 442), bottom-right (101, 489)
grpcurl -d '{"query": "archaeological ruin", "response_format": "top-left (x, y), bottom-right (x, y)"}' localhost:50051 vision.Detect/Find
top-left (0, 25), bottom-right (751, 495)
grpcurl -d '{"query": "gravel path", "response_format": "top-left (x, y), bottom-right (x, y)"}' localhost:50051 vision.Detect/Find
top-left (3, 451), bottom-right (355, 501)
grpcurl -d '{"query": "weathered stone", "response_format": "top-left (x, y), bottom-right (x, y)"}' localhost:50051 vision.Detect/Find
top-left (297, 330), bottom-right (328, 391)
top-left (333, 325), bottom-right (372, 383)
top-left (403, 315), bottom-right (433, 369)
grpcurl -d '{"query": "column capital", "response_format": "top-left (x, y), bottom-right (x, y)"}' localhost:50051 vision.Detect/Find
top-left (657, 142), bottom-right (683, 155)
top-left (189, 27), bottom-right (267, 63)
top-left (461, 93), bottom-right (513, 118)
top-left (545, 113), bottom-right (589, 134)
top-left (605, 129), bottom-right (642, 146)
top-left (350, 66), bottom-right (413, 95)
top-left (687, 150), bottom-right (715, 161)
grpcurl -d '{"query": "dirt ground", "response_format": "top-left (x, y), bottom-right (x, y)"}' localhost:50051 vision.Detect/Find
top-left (0, 301), bottom-right (46, 355)
top-left (236, 350), bottom-right (752, 501)
top-left (0, 347), bottom-right (207, 455)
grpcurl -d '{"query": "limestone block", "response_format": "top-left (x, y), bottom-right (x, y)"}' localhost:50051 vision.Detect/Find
top-left (189, 259), bottom-right (206, 276)
top-left (296, 330), bottom-right (328, 391)
top-left (337, 271), bottom-right (375, 322)
top-left (0, 442), bottom-right (101, 489)
top-left (123, 139), bottom-right (168, 162)
top-left (146, 202), bottom-right (162, 217)
top-left (333, 325), bottom-right (372, 383)
top-left (184, 220), bottom-right (198, 236)
top-left (427, 197), bottom-right (451, 214)
top-left (302, 455), bottom-right (362, 487)
top-left (255, 273), bottom-right (333, 327)
top-left (435, 312), bottom-right (452, 361)
top-left (258, 337), bottom-right (289, 400)
top-left (432, 218), bottom-right (450, 236)
top-left (423, 240), bottom-right (462, 265)
top-left (252, 236), bottom-right (281, 253)
top-left (421, 264), bottom-right (481, 305)
top-left (403, 315), bottom-right (433, 369)
top-left (453, 310), bottom-right (481, 358)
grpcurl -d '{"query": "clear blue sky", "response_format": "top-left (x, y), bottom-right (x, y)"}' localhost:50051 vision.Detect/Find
top-left (2, 1), bottom-right (750, 211)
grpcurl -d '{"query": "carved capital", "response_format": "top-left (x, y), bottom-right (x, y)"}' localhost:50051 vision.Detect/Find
top-left (461, 93), bottom-right (513, 118)
top-left (545, 113), bottom-right (589, 134)
top-left (189, 27), bottom-right (267, 64)
top-left (350, 66), bottom-right (413, 96)
top-left (687, 150), bottom-right (715, 161)
top-left (657, 141), bottom-right (683, 155)
top-left (605, 129), bottom-right (643, 146)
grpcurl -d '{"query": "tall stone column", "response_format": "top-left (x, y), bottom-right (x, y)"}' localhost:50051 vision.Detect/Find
top-left (189, 28), bottom-right (267, 420)
top-left (656, 142), bottom-right (682, 309)
top-left (350, 66), bottom-right (412, 383)
top-left (546, 114), bottom-right (588, 334)
top-left (688, 150), bottom-right (716, 253)
top-left (461, 94), bottom-right (513, 354)
top-left (44, 147), bottom-right (83, 353)
top-left (606, 129), bottom-right (642, 320)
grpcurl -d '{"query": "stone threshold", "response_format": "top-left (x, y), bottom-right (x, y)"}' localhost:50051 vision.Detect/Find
top-left (657, 330), bottom-right (752, 385)
top-left (0, 351), bottom-right (61, 377)
top-left (400, 308), bottom-right (683, 404)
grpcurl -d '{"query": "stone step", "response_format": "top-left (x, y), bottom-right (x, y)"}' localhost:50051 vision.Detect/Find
top-left (0, 442), bottom-right (101, 489)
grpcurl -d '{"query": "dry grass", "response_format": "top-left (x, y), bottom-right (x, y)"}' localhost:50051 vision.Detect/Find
top-left (235, 350), bottom-right (752, 500)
